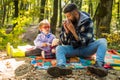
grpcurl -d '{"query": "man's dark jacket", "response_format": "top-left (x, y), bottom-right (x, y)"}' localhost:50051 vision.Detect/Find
top-left (60, 11), bottom-right (95, 48)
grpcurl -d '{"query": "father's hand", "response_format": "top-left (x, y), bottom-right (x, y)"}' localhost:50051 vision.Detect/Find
top-left (66, 20), bottom-right (76, 34)
top-left (66, 20), bottom-right (79, 41)
top-left (63, 20), bottom-right (69, 34)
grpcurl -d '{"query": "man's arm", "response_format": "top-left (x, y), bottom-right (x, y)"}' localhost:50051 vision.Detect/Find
top-left (59, 26), bottom-right (71, 45)
top-left (65, 20), bottom-right (80, 41)
top-left (78, 19), bottom-right (94, 46)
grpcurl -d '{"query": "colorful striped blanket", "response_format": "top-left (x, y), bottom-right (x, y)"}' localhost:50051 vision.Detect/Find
top-left (30, 49), bottom-right (120, 70)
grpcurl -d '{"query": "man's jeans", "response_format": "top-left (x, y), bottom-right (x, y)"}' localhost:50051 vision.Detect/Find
top-left (56, 38), bottom-right (107, 66)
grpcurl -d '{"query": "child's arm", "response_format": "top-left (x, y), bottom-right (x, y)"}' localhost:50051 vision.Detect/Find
top-left (42, 43), bottom-right (51, 47)
top-left (51, 38), bottom-right (60, 47)
top-left (34, 34), bottom-right (47, 48)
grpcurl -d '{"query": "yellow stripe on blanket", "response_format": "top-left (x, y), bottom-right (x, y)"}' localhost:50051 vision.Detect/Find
top-left (114, 59), bottom-right (120, 64)
top-left (113, 67), bottom-right (120, 70)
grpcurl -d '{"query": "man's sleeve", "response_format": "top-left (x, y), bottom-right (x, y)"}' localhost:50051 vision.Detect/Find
top-left (59, 26), bottom-right (70, 45)
top-left (78, 19), bottom-right (94, 46)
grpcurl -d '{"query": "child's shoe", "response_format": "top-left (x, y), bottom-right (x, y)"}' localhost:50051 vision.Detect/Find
top-left (10, 46), bottom-right (25, 57)
top-left (6, 42), bottom-right (11, 56)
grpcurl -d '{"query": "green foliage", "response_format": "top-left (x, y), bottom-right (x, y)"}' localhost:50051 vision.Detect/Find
top-left (102, 32), bottom-right (120, 49)
top-left (0, 0), bottom-right (120, 50)
top-left (0, 16), bottom-right (32, 50)
top-left (0, 10), bottom-right (3, 27)
top-left (0, 28), bottom-right (14, 50)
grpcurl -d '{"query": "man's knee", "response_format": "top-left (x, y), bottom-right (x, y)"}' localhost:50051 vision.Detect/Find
top-left (56, 45), bottom-right (65, 51)
top-left (98, 38), bottom-right (107, 45)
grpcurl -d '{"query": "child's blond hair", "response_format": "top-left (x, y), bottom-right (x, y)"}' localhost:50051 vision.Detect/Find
top-left (38, 19), bottom-right (50, 29)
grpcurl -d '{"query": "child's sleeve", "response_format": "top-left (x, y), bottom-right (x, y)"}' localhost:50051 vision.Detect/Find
top-left (34, 34), bottom-right (43, 47)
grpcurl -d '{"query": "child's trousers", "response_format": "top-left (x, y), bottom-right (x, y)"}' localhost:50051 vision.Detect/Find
top-left (25, 48), bottom-right (42, 56)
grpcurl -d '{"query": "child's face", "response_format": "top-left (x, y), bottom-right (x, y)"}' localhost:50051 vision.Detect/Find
top-left (40, 24), bottom-right (50, 34)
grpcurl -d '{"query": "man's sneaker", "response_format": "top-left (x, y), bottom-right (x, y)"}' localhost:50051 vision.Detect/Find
top-left (47, 66), bottom-right (72, 77)
top-left (87, 61), bottom-right (108, 77)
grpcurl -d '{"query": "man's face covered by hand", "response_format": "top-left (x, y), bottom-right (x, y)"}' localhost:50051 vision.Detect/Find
top-left (65, 11), bottom-right (78, 25)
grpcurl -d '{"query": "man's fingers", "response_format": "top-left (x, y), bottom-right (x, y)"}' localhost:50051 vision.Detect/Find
top-left (63, 25), bottom-right (69, 33)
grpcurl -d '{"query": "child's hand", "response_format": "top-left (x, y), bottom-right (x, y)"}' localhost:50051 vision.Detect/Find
top-left (42, 43), bottom-right (48, 47)
top-left (52, 39), bottom-right (59, 46)
top-left (52, 49), bottom-right (56, 53)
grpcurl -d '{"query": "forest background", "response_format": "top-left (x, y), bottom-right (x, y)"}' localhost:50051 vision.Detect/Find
top-left (0, 0), bottom-right (120, 50)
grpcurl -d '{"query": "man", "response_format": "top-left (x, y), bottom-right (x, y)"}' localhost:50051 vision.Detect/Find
top-left (47, 3), bottom-right (108, 77)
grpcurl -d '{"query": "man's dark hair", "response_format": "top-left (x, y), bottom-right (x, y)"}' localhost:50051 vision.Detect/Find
top-left (63, 3), bottom-right (77, 13)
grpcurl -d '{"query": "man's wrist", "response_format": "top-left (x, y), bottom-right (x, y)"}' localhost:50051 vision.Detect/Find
top-left (74, 35), bottom-right (79, 41)
top-left (72, 32), bottom-right (79, 41)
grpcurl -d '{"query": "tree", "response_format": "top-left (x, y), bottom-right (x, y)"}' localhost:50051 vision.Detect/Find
top-left (71, 0), bottom-right (82, 10)
top-left (116, 1), bottom-right (120, 30)
top-left (50, 0), bottom-right (58, 34)
top-left (13, 0), bottom-right (19, 28)
top-left (94, 0), bottom-right (113, 38)
top-left (58, 0), bottom-right (62, 28)
top-left (39, 0), bottom-right (46, 22)
top-left (1, 0), bottom-right (6, 27)
top-left (88, 0), bottom-right (93, 17)
top-left (14, 0), bottom-right (18, 18)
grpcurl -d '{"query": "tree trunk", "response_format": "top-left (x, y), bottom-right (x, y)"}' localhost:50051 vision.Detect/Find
top-left (13, 0), bottom-right (19, 28)
top-left (45, 0), bottom-right (49, 19)
top-left (14, 0), bottom-right (18, 18)
top-left (116, 1), bottom-right (120, 30)
top-left (20, 1), bottom-right (23, 10)
top-left (1, 0), bottom-right (6, 27)
top-left (58, 0), bottom-right (62, 28)
top-left (95, 0), bottom-right (113, 38)
top-left (88, 0), bottom-right (93, 17)
top-left (93, 3), bottom-right (100, 22)
top-left (71, 0), bottom-right (82, 10)
top-left (39, 0), bottom-right (46, 22)
top-left (50, 0), bottom-right (58, 34)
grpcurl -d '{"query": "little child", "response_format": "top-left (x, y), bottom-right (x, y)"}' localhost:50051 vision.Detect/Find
top-left (30, 19), bottom-right (58, 58)
top-left (7, 19), bottom-right (59, 58)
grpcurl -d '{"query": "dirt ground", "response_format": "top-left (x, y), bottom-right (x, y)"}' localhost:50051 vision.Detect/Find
top-left (0, 51), bottom-right (120, 80)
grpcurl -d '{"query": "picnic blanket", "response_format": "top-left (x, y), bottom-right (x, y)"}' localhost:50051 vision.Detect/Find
top-left (104, 50), bottom-right (120, 70)
top-left (30, 56), bottom-right (94, 69)
top-left (30, 49), bottom-right (120, 70)
top-left (16, 45), bottom-right (92, 69)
